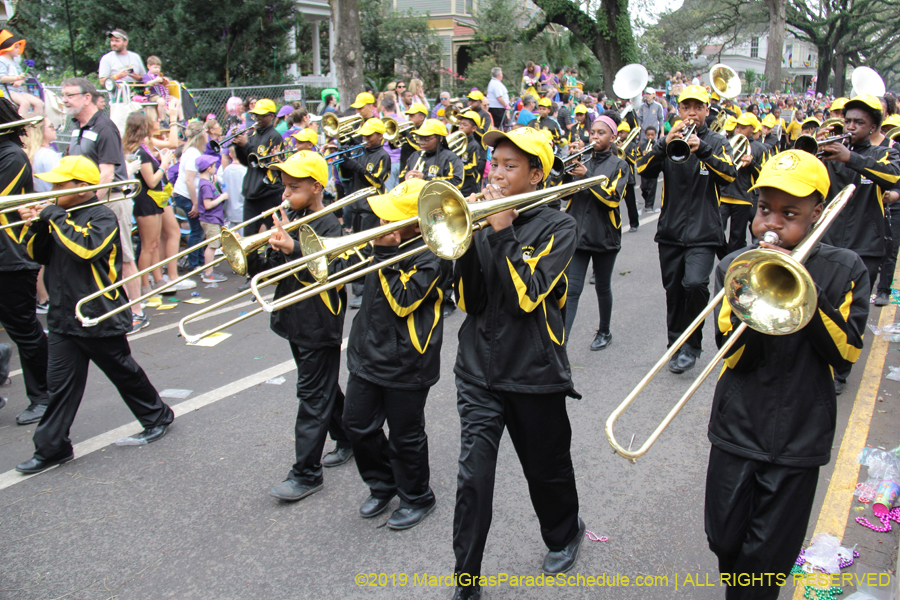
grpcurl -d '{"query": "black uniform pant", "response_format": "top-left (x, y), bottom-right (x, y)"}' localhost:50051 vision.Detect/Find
top-left (287, 343), bottom-right (348, 486)
top-left (343, 374), bottom-right (434, 509)
top-left (0, 270), bottom-right (48, 407)
top-left (564, 249), bottom-right (618, 339)
top-left (351, 211), bottom-right (381, 298)
top-left (835, 254), bottom-right (882, 384)
top-left (242, 190), bottom-right (283, 238)
top-left (658, 244), bottom-right (716, 357)
top-left (640, 175), bottom-right (658, 210)
top-left (718, 203), bottom-right (753, 259)
top-left (877, 207), bottom-right (900, 295)
top-left (33, 332), bottom-right (173, 461)
top-left (441, 259), bottom-right (455, 309)
top-left (453, 376), bottom-right (580, 581)
top-left (705, 446), bottom-right (819, 600)
top-left (624, 183), bottom-right (640, 228)
top-left (488, 108), bottom-right (506, 130)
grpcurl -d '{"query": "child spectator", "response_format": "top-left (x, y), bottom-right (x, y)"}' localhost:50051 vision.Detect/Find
top-left (0, 31), bottom-right (42, 117)
top-left (142, 56), bottom-right (181, 123)
top-left (220, 146), bottom-right (247, 227)
top-left (195, 154), bottom-right (229, 283)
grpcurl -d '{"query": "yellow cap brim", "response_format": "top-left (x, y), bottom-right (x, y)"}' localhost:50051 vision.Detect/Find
top-left (350, 101), bottom-right (366, 109)
top-left (367, 194), bottom-right (412, 221)
top-left (749, 174), bottom-right (817, 197)
top-left (269, 163), bottom-right (327, 187)
top-left (482, 129), bottom-right (552, 182)
top-left (678, 92), bottom-right (709, 104)
top-left (35, 172), bottom-right (75, 183)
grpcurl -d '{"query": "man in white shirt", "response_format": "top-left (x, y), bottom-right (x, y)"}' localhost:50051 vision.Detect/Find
top-left (98, 29), bottom-right (146, 89)
top-left (486, 67), bottom-right (510, 130)
top-left (691, 73), bottom-right (701, 86)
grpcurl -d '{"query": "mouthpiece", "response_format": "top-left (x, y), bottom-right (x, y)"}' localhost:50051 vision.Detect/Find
top-left (761, 231), bottom-right (781, 245)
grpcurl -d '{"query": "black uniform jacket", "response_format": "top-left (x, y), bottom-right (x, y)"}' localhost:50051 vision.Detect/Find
top-left (474, 107), bottom-right (492, 136)
top-left (762, 132), bottom-right (780, 154)
top-left (454, 205), bottom-right (579, 395)
top-left (535, 115), bottom-right (566, 149)
top-left (568, 121), bottom-right (591, 147)
top-left (636, 123), bottom-right (737, 246)
top-left (399, 131), bottom-right (421, 171)
top-left (564, 149), bottom-right (630, 253)
top-left (25, 201), bottom-right (130, 337)
top-left (0, 139), bottom-right (38, 272)
top-left (710, 243), bottom-right (869, 467)
top-left (347, 238), bottom-right (444, 390)
top-left (621, 136), bottom-right (639, 184)
top-left (461, 133), bottom-right (487, 197)
top-left (246, 208), bottom-right (346, 349)
top-left (719, 138), bottom-right (766, 206)
top-left (821, 140), bottom-right (900, 258)
top-left (234, 124), bottom-right (285, 201)
top-left (340, 144), bottom-right (391, 219)
top-left (401, 146), bottom-right (464, 189)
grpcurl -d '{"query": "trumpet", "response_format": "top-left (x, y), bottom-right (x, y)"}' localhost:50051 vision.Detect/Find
top-left (644, 139), bottom-right (654, 154)
top-left (794, 132), bottom-right (851, 158)
top-left (322, 113), bottom-right (363, 143)
top-left (210, 123), bottom-right (256, 154)
top-left (249, 149), bottom-right (293, 169)
top-left (605, 183), bottom-right (857, 461)
top-left (324, 144), bottom-right (364, 166)
top-left (0, 180), bottom-right (141, 232)
top-left (666, 122), bottom-right (697, 163)
top-left (550, 146), bottom-right (593, 177)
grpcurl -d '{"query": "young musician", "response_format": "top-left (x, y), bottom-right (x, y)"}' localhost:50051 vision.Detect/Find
top-left (15, 156), bottom-right (174, 475)
top-left (399, 104), bottom-right (427, 173)
top-left (636, 85), bottom-right (737, 374)
top-left (640, 126), bottom-right (659, 212)
top-left (452, 128), bottom-right (584, 600)
top-left (568, 105), bottom-right (591, 148)
top-left (248, 151), bottom-right (351, 500)
top-left (0, 98), bottom-right (49, 425)
top-left (616, 121), bottom-right (641, 232)
top-left (401, 119), bottom-right (463, 187)
top-left (718, 113), bottom-right (766, 258)
top-left (707, 150), bottom-right (869, 599)
top-left (457, 111), bottom-right (487, 197)
top-left (534, 98), bottom-right (566, 151)
top-left (817, 94), bottom-right (900, 394)
top-left (563, 113), bottom-right (630, 350)
top-left (466, 90), bottom-right (492, 134)
top-left (760, 114), bottom-right (780, 155)
top-left (342, 178), bottom-right (443, 530)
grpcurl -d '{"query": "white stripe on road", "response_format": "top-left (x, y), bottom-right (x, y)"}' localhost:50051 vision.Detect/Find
top-left (0, 336), bottom-right (348, 492)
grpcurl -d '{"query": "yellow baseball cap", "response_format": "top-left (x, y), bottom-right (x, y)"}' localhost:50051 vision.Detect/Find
top-left (350, 92), bottom-right (376, 109)
top-left (844, 94), bottom-right (882, 114)
top-left (800, 117), bottom-right (821, 129)
top-left (829, 97), bottom-right (849, 112)
top-left (368, 178), bottom-right (426, 221)
top-left (573, 105), bottom-right (588, 115)
top-left (724, 116), bottom-right (737, 132)
top-left (467, 90), bottom-right (485, 101)
top-left (250, 98), bottom-right (277, 115)
top-left (482, 127), bottom-right (554, 182)
top-left (749, 150), bottom-right (830, 199)
top-left (358, 118), bottom-right (386, 136)
top-left (883, 114), bottom-right (900, 129)
top-left (538, 97), bottom-right (552, 107)
top-left (617, 121), bottom-right (631, 132)
top-left (761, 113), bottom-right (777, 128)
top-left (36, 155), bottom-right (100, 185)
top-left (710, 91), bottom-right (720, 101)
top-left (412, 119), bottom-right (448, 138)
top-left (678, 85), bottom-right (709, 104)
top-left (268, 150), bottom-right (328, 187)
top-left (458, 110), bottom-right (482, 128)
top-left (736, 112), bottom-right (761, 132)
top-left (290, 128), bottom-right (318, 144)
top-left (404, 103), bottom-right (428, 116)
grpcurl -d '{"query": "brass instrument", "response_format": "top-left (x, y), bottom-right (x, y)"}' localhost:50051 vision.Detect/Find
top-left (445, 106), bottom-right (460, 126)
top-left (447, 131), bottom-right (468, 159)
top-left (709, 63), bottom-right (742, 99)
top-left (249, 148), bottom-right (294, 169)
top-left (322, 113), bottom-right (364, 143)
top-left (388, 122), bottom-right (415, 148)
top-left (0, 180), bottom-right (141, 232)
top-left (851, 66), bottom-right (886, 97)
top-left (729, 133), bottom-right (750, 164)
top-left (666, 122), bottom-right (697, 163)
top-left (644, 139), bottom-right (654, 154)
top-left (885, 126), bottom-right (900, 141)
top-left (605, 183), bottom-right (857, 461)
top-left (550, 146), bottom-right (593, 177)
top-left (0, 114), bottom-right (43, 132)
top-left (612, 64), bottom-right (649, 100)
top-left (210, 123), bottom-right (256, 154)
top-left (821, 117), bottom-right (844, 137)
top-left (75, 198), bottom-right (291, 327)
top-left (383, 117), bottom-right (413, 143)
top-left (794, 132), bottom-right (851, 157)
top-left (324, 144), bottom-right (365, 166)
top-left (710, 110), bottom-right (729, 133)
top-left (616, 127), bottom-right (640, 160)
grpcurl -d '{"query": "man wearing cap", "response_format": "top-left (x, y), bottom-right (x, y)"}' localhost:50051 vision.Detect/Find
top-left (717, 113), bottom-right (766, 258)
top-left (15, 156), bottom-right (174, 475)
top-left (232, 98), bottom-right (286, 243)
top-left (452, 128), bottom-right (584, 598)
top-left (457, 111), bottom-right (487, 197)
top-left (534, 98), bottom-right (566, 151)
top-left (706, 91), bottom-right (722, 129)
top-left (287, 127), bottom-right (318, 153)
top-left (98, 29), bottom-right (146, 89)
top-left (399, 104), bottom-right (427, 175)
top-left (350, 92), bottom-right (377, 121)
top-left (340, 117), bottom-right (391, 308)
top-left (342, 178), bottom-right (442, 530)
top-left (637, 87), bottom-right (665, 145)
top-left (636, 84), bottom-right (737, 375)
top-left (817, 94), bottom-right (900, 393)
top-left (466, 90), bottom-right (492, 134)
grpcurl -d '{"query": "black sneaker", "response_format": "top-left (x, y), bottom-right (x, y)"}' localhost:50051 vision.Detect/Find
top-left (874, 291), bottom-right (890, 306)
top-left (834, 379), bottom-right (844, 396)
top-left (35, 300), bottom-right (49, 314)
top-left (129, 313), bottom-right (150, 334)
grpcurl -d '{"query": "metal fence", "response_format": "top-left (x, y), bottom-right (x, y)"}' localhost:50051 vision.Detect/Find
top-left (186, 84), bottom-right (323, 122)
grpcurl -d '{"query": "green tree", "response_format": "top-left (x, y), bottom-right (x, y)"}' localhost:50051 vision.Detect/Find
top-left (360, 0), bottom-right (442, 90)
top-left (12, 0), bottom-right (298, 87)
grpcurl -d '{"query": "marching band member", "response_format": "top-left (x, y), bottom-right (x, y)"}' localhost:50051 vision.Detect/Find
top-left (250, 151), bottom-right (352, 500)
top-left (718, 113), bottom-right (765, 258)
top-left (708, 150), bottom-right (868, 599)
top-left (636, 84), bottom-right (737, 375)
top-left (0, 98), bottom-right (48, 425)
top-left (616, 120), bottom-right (641, 232)
top-left (15, 156), bottom-right (174, 475)
top-left (799, 116), bottom-right (820, 138)
top-left (399, 104), bottom-right (427, 172)
top-left (534, 97), bottom-right (566, 152)
top-left (874, 114), bottom-right (900, 306)
top-left (563, 112), bottom-right (630, 350)
top-left (465, 90), bottom-right (492, 135)
top-left (401, 119), bottom-right (463, 187)
top-left (350, 92), bottom-right (378, 122)
top-left (567, 105), bottom-right (591, 148)
top-left (342, 178), bottom-right (443, 530)
top-left (639, 126), bottom-right (659, 212)
top-left (760, 113), bottom-right (780, 155)
top-left (457, 110), bottom-right (487, 197)
top-left (286, 127), bottom-right (317, 153)
top-left (452, 128), bottom-right (584, 600)
top-left (817, 94), bottom-right (900, 394)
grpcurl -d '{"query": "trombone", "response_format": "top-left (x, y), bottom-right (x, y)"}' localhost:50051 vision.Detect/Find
top-left (446, 130), bottom-right (468, 159)
top-left (322, 113), bottom-right (363, 143)
top-left (179, 175), bottom-right (609, 343)
top-left (0, 180), bottom-right (141, 232)
top-left (210, 123), bottom-right (256, 154)
top-left (605, 183), bottom-right (857, 461)
top-left (729, 133), bottom-right (750, 164)
top-left (0, 114), bottom-right (43, 132)
top-left (249, 148), bottom-right (293, 169)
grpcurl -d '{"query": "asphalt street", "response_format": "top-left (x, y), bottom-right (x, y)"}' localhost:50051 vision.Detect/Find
top-left (1, 191), bottom-right (898, 600)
